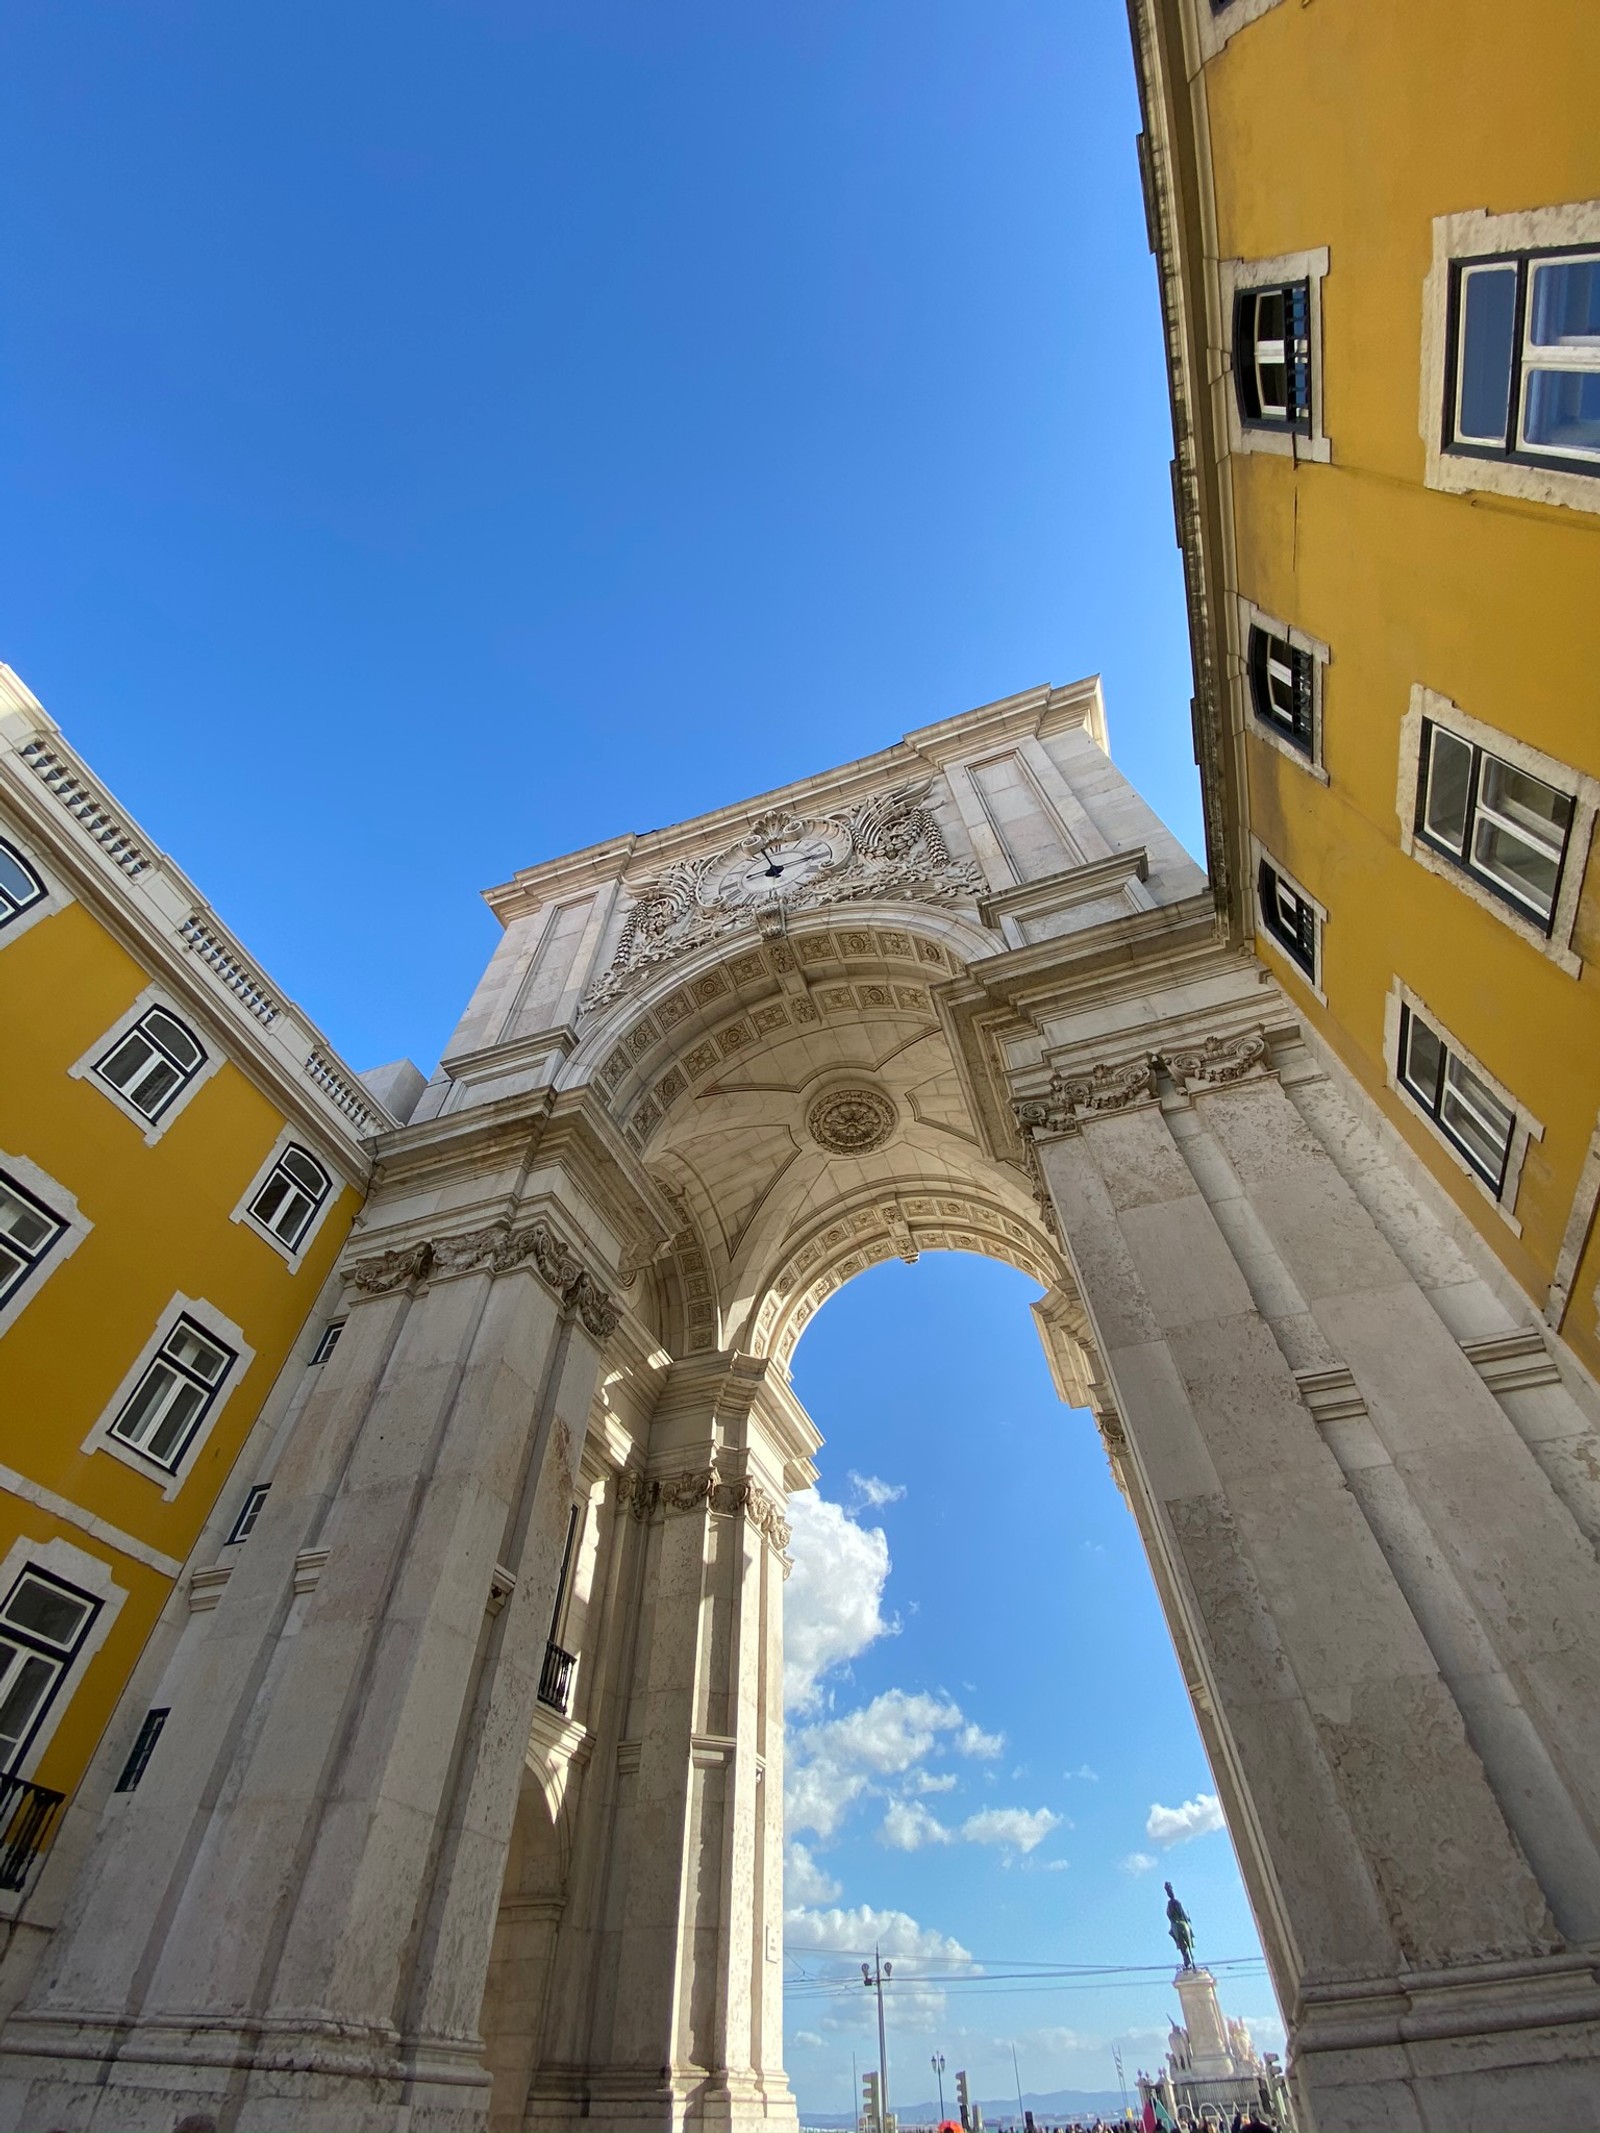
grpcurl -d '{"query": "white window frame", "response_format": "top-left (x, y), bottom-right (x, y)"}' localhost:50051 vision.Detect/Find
top-left (0, 826), bottom-right (70, 955)
top-left (69, 987), bottom-right (224, 1146)
top-left (1236, 599), bottom-right (1330, 780)
top-left (1398, 686), bottom-right (1597, 977)
top-left (1218, 248), bottom-right (1331, 464)
top-left (309, 1319), bottom-right (345, 1364)
top-left (230, 1126), bottom-right (342, 1272)
top-left (0, 1537), bottom-right (124, 1784)
top-left (1383, 980), bottom-right (1542, 1232)
top-left (1251, 836), bottom-right (1326, 1005)
top-left (1185, 0), bottom-right (1291, 66)
top-left (1422, 200), bottom-right (1600, 517)
top-left (82, 1294), bottom-right (254, 1501)
top-left (0, 1153), bottom-right (93, 1341)
top-left (226, 1484), bottom-right (270, 1546)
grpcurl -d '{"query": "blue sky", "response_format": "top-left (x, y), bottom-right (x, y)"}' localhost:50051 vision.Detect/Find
top-left (785, 1260), bottom-right (1278, 2114)
top-left (3, 0), bottom-right (1270, 2112)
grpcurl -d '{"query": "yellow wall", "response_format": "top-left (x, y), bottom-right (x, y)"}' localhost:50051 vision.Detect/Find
top-left (1203, 0), bottom-right (1600, 1372)
top-left (0, 896), bottom-right (356, 1803)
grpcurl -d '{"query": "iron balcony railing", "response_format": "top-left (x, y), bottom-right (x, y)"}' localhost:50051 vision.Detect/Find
top-left (538, 1641), bottom-right (576, 1716)
top-left (0, 1774), bottom-right (65, 1893)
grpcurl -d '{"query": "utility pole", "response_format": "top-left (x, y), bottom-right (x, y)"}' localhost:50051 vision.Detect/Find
top-left (862, 1949), bottom-right (893, 2132)
top-left (853, 2051), bottom-right (859, 2131)
top-left (1011, 2041), bottom-right (1024, 2128)
top-left (932, 2050), bottom-right (946, 2122)
top-left (1113, 2045), bottom-right (1127, 2117)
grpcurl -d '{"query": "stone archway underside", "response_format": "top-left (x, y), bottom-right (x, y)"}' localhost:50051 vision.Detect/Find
top-left (6, 692), bottom-right (1600, 2133)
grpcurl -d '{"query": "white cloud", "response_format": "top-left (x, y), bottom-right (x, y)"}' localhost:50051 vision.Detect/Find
top-left (959, 1806), bottom-right (1062, 1854)
top-left (785, 1758), bottom-right (870, 1845)
top-left (1146, 1792), bottom-right (1226, 1847)
top-left (792, 2030), bottom-right (825, 2050)
top-left (1064, 1764), bottom-right (1099, 1782)
top-left (784, 1900), bottom-right (974, 1965)
top-left (784, 1490), bottom-right (895, 1715)
top-left (848, 1471), bottom-right (906, 1509)
top-left (785, 1901), bottom-right (976, 2034)
top-left (786, 1842), bottom-right (841, 1905)
top-left (801, 1690), bottom-right (968, 1776)
top-left (787, 1689), bottom-right (1013, 1842)
top-left (1121, 1850), bottom-right (1159, 1875)
top-left (911, 1770), bottom-right (958, 1795)
top-left (879, 1799), bottom-right (953, 1851)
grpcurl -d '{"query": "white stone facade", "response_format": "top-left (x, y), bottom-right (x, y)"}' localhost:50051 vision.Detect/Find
top-left (3, 681), bottom-right (1599, 2131)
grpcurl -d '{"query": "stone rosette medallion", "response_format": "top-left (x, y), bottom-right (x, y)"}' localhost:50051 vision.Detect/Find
top-left (806, 1084), bottom-right (898, 1155)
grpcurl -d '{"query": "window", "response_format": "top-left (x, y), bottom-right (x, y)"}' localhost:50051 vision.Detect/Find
top-left (228, 1485), bottom-right (270, 1544)
top-left (1398, 1004), bottom-right (1516, 1194)
top-left (1247, 626), bottom-right (1315, 752)
top-left (0, 1172), bottom-right (67, 1310)
top-left (111, 1317), bottom-right (236, 1472)
top-left (310, 1320), bottom-right (345, 1364)
top-left (1235, 281), bottom-right (1311, 431)
top-left (114, 1708), bottom-right (169, 1793)
top-left (0, 840), bottom-right (45, 930)
top-left (0, 1568), bottom-right (99, 1773)
top-left (247, 1145), bottom-right (330, 1252)
top-left (1257, 859), bottom-right (1318, 980)
top-left (1447, 247), bottom-right (1600, 473)
top-left (1416, 721), bottom-right (1575, 928)
top-left (94, 1008), bottom-right (206, 1122)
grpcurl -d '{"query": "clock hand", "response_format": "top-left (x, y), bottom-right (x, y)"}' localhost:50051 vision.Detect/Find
top-left (758, 847), bottom-right (785, 879)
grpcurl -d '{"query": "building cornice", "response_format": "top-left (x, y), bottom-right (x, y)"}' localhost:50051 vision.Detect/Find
top-left (0, 670), bottom-right (395, 1176)
top-left (1124, 0), bottom-right (1247, 941)
top-left (481, 677), bottom-right (1107, 923)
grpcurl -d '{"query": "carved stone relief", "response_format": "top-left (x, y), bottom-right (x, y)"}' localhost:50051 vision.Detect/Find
top-left (580, 781), bottom-right (984, 1012)
top-left (344, 1219), bottom-right (623, 1339)
top-left (805, 1086), bottom-right (898, 1155)
top-left (1012, 1030), bottom-right (1271, 1140)
top-left (614, 1464), bottom-right (792, 1553)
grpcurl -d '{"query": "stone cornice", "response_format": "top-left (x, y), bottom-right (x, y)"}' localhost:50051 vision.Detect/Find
top-left (977, 845), bottom-right (1149, 932)
top-left (364, 1084), bottom-right (680, 1269)
top-left (0, 676), bottom-right (395, 1173)
top-left (481, 678), bottom-right (1106, 923)
top-left (1122, 0), bottom-right (1248, 941)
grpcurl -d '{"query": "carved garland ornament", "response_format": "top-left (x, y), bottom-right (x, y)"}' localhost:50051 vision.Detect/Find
top-left (346, 1219), bottom-right (623, 1339)
top-left (616, 1465), bottom-right (792, 1553)
top-left (581, 781), bottom-right (984, 1013)
top-left (1012, 1030), bottom-right (1270, 1139)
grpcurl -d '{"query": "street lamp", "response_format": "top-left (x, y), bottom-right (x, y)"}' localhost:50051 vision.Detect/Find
top-left (932, 2051), bottom-right (946, 2122)
top-left (862, 1951), bottom-right (893, 2130)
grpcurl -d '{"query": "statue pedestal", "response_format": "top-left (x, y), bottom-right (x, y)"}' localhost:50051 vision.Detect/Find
top-left (1173, 1966), bottom-right (1239, 2081)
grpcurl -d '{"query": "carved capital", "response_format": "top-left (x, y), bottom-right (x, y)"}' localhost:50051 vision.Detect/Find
top-left (615, 1465), bottom-right (791, 1552)
top-left (1161, 1029), bottom-right (1270, 1093)
top-left (346, 1241), bottom-right (433, 1294)
top-left (345, 1218), bottom-right (621, 1337)
top-left (712, 1476), bottom-right (793, 1553)
top-left (1013, 1052), bottom-right (1158, 1140)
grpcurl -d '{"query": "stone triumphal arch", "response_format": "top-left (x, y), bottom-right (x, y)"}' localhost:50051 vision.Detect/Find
top-left (4, 681), bottom-right (1600, 2133)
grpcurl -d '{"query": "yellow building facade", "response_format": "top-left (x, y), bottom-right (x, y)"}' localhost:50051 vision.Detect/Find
top-left (1129, 0), bottom-right (1600, 1375)
top-left (0, 665), bottom-right (407, 1959)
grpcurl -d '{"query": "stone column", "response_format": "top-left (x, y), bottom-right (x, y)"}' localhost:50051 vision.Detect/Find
top-left (1020, 1030), bottom-right (1600, 2133)
top-left (0, 1214), bottom-right (621, 2133)
top-left (526, 1353), bottom-right (816, 2133)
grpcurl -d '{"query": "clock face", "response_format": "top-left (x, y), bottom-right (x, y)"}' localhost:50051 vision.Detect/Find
top-left (710, 832), bottom-right (842, 907)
